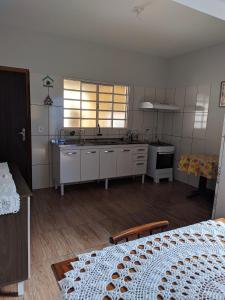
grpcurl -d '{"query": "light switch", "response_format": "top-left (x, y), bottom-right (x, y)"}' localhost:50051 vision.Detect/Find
top-left (38, 126), bottom-right (44, 133)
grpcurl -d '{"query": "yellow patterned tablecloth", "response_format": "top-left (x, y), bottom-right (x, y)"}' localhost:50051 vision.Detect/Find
top-left (178, 154), bottom-right (218, 179)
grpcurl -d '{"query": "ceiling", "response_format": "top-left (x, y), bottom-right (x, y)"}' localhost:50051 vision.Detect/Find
top-left (1, 0), bottom-right (225, 57)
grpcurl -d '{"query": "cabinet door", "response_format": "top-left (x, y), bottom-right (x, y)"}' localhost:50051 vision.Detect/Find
top-left (0, 196), bottom-right (28, 286)
top-left (100, 149), bottom-right (117, 179)
top-left (117, 147), bottom-right (133, 176)
top-left (81, 149), bottom-right (99, 181)
top-left (60, 150), bottom-right (81, 183)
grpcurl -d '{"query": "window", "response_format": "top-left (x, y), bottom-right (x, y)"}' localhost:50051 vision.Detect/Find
top-left (194, 112), bottom-right (208, 129)
top-left (63, 80), bottom-right (129, 128)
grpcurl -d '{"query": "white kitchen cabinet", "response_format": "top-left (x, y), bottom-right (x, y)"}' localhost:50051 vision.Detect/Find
top-left (133, 161), bottom-right (147, 175)
top-left (53, 143), bottom-right (148, 195)
top-left (117, 147), bottom-right (133, 177)
top-left (60, 149), bottom-right (81, 183)
top-left (99, 149), bottom-right (117, 179)
top-left (81, 149), bottom-right (99, 181)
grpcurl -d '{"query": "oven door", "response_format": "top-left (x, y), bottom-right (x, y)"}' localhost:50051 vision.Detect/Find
top-left (156, 152), bottom-right (174, 169)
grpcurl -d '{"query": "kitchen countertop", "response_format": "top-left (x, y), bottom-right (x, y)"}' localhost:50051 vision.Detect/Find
top-left (52, 138), bottom-right (148, 148)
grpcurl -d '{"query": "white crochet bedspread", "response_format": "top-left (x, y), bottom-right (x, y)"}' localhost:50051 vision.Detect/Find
top-left (59, 220), bottom-right (225, 300)
top-left (0, 162), bottom-right (20, 215)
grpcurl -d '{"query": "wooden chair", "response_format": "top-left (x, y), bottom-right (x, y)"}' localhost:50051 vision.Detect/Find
top-left (109, 220), bottom-right (169, 245)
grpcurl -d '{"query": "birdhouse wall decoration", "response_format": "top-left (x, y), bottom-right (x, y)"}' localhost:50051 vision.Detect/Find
top-left (42, 75), bottom-right (54, 105)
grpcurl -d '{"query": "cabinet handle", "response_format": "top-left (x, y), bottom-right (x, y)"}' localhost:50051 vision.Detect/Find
top-left (121, 149), bottom-right (131, 152)
top-left (104, 150), bottom-right (114, 153)
top-left (137, 155), bottom-right (145, 159)
top-left (158, 152), bottom-right (174, 155)
top-left (137, 149), bottom-right (145, 151)
top-left (136, 162), bottom-right (144, 165)
top-left (87, 151), bottom-right (96, 154)
top-left (66, 152), bottom-right (77, 155)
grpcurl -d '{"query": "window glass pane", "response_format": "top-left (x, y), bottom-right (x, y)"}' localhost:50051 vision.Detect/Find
top-left (114, 103), bottom-right (126, 111)
top-left (82, 110), bottom-right (96, 118)
top-left (113, 120), bottom-right (126, 128)
top-left (82, 83), bottom-right (97, 92)
top-left (114, 85), bottom-right (128, 94)
top-left (99, 111), bottom-right (112, 119)
top-left (64, 80), bottom-right (128, 129)
top-left (64, 100), bottom-right (80, 109)
top-left (64, 119), bottom-right (80, 128)
top-left (64, 90), bottom-right (80, 99)
top-left (99, 85), bottom-right (113, 93)
top-left (99, 102), bottom-right (112, 110)
top-left (81, 101), bottom-right (96, 110)
top-left (99, 93), bottom-right (112, 102)
top-left (64, 109), bottom-right (80, 118)
top-left (99, 120), bottom-right (112, 127)
top-left (81, 119), bottom-right (96, 127)
top-left (64, 80), bottom-right (80, 90)
top-left (82, 92), bottom-right (96, 101)
top-left (114, 95), bottom-right (127, 103)
top-left (113, 112), bottom-right (126, 119)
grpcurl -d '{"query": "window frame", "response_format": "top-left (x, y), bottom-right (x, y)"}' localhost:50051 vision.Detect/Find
top-left (63, 79), bottom-right (129, 129)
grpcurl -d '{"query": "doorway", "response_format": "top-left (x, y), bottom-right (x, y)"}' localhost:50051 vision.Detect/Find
top-left (0, 66), bottom-right (32, 187)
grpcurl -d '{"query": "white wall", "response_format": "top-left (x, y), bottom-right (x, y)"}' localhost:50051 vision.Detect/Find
top-left (0, 27), bottom-right (167, 86)
top-left (164, 42), bottom-right (225, 187)
top-left (0, 27), bottom-right (168, 189)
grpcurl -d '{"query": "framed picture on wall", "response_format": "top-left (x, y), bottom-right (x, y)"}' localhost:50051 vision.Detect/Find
top-left (219, 81), bottom-right (225, 107)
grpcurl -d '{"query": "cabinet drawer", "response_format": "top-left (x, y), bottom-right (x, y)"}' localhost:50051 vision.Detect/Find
top-left (134, 147), bottom-right (148, 154)
top-left (133, 153), bottom-right (147, 161)
top-left (133, 161), bottom-right (147, 175)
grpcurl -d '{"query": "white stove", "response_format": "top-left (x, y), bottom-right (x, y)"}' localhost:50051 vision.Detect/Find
top-left (147, 141), bottom-right (175, 183)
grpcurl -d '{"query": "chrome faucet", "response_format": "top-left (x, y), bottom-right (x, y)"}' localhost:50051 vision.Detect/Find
top-left (97, 123), bottom-right (102, 136)
top-left (59, 128), bottom-right (65, 139)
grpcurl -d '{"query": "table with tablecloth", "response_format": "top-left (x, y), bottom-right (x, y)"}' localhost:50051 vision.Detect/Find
top-left (178, 154), bottom-right (218, 179)
top-left (178, 154), bottom-right (218, 198)
top-left (52, 219), bottom-right (225, 300)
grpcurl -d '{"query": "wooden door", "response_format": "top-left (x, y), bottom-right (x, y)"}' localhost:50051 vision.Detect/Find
top-left (0, 66), bottom-right (31, 187)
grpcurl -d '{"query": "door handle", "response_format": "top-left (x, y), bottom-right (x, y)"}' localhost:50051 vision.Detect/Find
top-left (18, 128), bottom-right (26, 142)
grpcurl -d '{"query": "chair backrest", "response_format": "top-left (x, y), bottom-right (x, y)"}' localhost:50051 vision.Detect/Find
top-left (109, 220), bottom-right (169, 245)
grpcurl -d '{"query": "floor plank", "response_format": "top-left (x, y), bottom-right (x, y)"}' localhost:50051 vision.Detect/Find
top-left (0, 178), bottom-right (213, 299)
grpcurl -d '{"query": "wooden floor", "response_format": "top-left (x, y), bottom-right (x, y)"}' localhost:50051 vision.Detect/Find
top-left (0, 178), bottom-right (213, 299)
